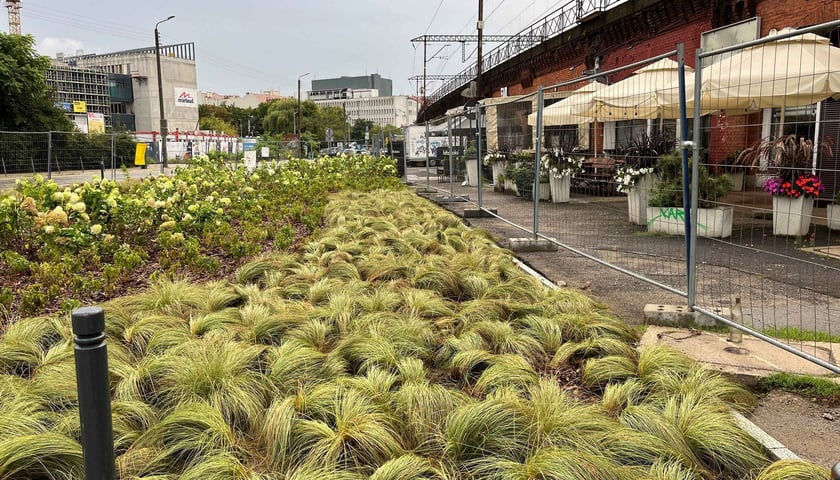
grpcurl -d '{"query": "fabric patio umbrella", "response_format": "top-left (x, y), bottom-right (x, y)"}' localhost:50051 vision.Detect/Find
top-left (697, 30), bottom-right (840, 113)
top-left (527, 81), bottom-right (606, 126)
top-left (592, 58), bottom-right (695, 120)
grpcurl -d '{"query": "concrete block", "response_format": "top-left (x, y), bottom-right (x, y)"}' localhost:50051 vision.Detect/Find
top-left (463, 208), bottom-right (498, 218)
top-left (507, 237), bottom-right (558, 252)
top-left (434, 195), bottom-right (470, 204)
top-left (644, 304), bottom-right (730, 328)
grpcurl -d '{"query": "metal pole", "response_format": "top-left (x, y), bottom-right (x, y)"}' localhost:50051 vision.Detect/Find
top-left (111, 134), bottom-right (116, 181)
top-left (155, 16), bottom-right (175, 174)
top-left (47, 131), bottom-right (52, 180)
top-left (297, 73), bottom-right (310, 159)
top-left (832, 463), bottom-right (840, 479)
top-left (447, 116), bottom-right (455, 198)
top-left (677, 44), bottom-right (692, 296)
top-left (476, 105), bottom-right (483, 208)
top-left (72, 307), bottom-right (116, 480)
top-left (476, 0), bottom-right (484, 98)
top-left (533, 86), bottom-right (545, 239)
top-left (688, 48), bottom-right (702, 308)
top-left (425, 121), bottom-right (431, 190)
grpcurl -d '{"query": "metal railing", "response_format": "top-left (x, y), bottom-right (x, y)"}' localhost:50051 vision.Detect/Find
top-left (426, 0), bottom-right (627, 104)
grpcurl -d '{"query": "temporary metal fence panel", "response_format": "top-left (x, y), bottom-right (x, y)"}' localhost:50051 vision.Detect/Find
top-left (0, 131), bottom-right (163, 187)
top-left (692, 20), bottom-right (840, 373)
top-left (529, 50), bottom-right (692, 298)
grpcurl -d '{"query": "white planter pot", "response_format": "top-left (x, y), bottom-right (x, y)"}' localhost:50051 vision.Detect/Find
top-left (549, 175), bottom-right (571, 203)
top-left (627, 173), bottom-right (656, 225)
top-left (505, 178), bottom-right (517, 194)
top-left (773, 196), bottom-right (814, 236)
top-left (539, 182), bottom-right (550, 201)
top-left (491, 161), bottom-right (507, 185)
top-left (724, 171), bottom-right (744, 192)
top-left (828, 204), bottom-right (840, 231)
top-left (465, 158), bottom-right (479, 187)
top-left (646, 206), bottom-right (734, 238)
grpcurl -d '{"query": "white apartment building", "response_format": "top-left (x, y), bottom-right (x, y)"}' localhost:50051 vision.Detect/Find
top-left (315, 95), bottom-right (419, 128)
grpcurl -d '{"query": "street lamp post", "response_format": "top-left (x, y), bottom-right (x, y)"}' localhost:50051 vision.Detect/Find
top-left (155, 15), bottom-right (175, 173)
top-left (297, 72), bottom-right (310, 159)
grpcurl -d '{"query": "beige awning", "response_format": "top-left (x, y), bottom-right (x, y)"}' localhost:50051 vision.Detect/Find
top-left (592, 58), bottom-right (696, 120)
top-left (698, 30), bottom-right (840, 113)
top-left (527, 82), bottom-right (606, 126)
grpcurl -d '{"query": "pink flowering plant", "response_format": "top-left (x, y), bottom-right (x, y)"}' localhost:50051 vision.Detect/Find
top-left (762, 174), bottom-right (824, 198)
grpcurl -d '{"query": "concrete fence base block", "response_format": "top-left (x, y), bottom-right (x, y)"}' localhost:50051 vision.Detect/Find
top-left (464, 208), bottom-right (498, 218)
top-left (434, 195), bottom-right (470, 204)
top-left (644, 304), bottom-right (731, 328)
top-left (507, 238), bottom-right (558, 252)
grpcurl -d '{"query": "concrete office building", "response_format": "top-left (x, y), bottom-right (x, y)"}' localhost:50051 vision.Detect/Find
top-left (60, 43), bottom-right (199, 134)
top-left (308, 74), bottom-right (417, 128)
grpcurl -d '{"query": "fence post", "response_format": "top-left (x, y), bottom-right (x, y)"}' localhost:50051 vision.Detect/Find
top-left (688, 46), bottom-right (703, 308)
top-left (111, 134), bottom-right (116, 181)
top-left (533, 86), bottom-right (545, 239)
top-left (476, 105), bottom-right (484, 209)
top-left (447, 116), bottom-right (455, 198)
top-left (425, 121), bottom-right (431, 191)
top-left (47, 131), bottom-right (52, 180)
top-left (71, 306), bottom-right (116, 480)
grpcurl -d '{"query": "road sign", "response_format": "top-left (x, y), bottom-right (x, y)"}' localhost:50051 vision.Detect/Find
top-left (325, 128), bottom-right (334, 142)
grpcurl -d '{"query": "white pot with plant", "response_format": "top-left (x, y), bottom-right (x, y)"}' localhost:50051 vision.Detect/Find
top-left (828, 191), bottom-right (840, 231)
top-left (739, 134), bottom-right (831, 236)
top-left (541, 149), bottom-right (584, 203)
top-left (645, 152), bottom-right (734, 238)
top-left (483, 151), bottom-right (508, 187)
top-left (615, 132), bottom-right (673, 225)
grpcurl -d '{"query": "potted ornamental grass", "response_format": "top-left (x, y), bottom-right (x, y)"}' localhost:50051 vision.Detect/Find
top-left (720, 150), bottom-right (746, 191)
top-left (646, 151), bottom-right (734, 238)
top-left (540, 149), bottom-right (585, 203)
top-left (739, 135), bottom-right (831, 236)
top-left (615, 132), bottom-right (674, 224)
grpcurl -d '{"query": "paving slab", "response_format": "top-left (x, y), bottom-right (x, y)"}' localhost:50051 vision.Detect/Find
top-left (640, 325), bottom-right (838, 380)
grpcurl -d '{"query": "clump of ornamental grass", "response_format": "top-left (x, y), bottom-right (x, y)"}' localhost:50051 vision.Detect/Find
top-left (754, 459), bottom-right (831, 479)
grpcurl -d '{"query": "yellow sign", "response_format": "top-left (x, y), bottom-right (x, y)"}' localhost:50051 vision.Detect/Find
top-left (87, 113), bottom-right (105, 134)
top-left (72, 101), bottom-right (87, 113)
top-left (134, 143), bottom-right (147, 166)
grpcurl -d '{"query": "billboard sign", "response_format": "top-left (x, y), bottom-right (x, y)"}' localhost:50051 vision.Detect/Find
top-left (73, 100), bottom-right (87, 113)
top-left (87, 113), bottom-right (105, 134)
top-left (174, 87), bottom-right (198, 108)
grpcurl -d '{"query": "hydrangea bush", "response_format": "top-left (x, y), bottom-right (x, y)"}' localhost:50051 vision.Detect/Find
top-left (0, 153), bottom-right (401, 316)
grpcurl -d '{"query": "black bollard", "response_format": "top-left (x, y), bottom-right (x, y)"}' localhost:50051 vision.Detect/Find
top-left (100, 158), bottom-right (105, 180)
top-left (71, 307), bottom-right (116, 480)
top-left (832, 463), bottom-right (840, 480)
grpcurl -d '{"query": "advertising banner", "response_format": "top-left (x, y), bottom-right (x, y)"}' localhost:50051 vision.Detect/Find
top-left (174, 87), bottom-right (198, 108)
top-left (72, 100), bottom-right (87, 113)
top-left (87, 113), bottom-right (105, 134)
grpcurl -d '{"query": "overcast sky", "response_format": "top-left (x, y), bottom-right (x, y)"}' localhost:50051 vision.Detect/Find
top-left (18, 0), bottom-right (564, 98)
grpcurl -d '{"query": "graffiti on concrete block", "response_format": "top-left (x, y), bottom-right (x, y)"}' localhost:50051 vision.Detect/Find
top-left (648, 207), bottom-right (707, 231)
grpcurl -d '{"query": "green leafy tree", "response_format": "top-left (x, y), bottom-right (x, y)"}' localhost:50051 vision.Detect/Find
top-left (199, 116), bottom-right (237, 136)
top-left (0, 33), bottom-right (73, 132)
top-left (351, 118), bottom-right (375, 142)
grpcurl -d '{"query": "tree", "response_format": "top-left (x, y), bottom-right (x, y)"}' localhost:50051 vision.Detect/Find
top-left (0, 33), bottom-right (73, 132)
top-left (199, 116), bottom-right (237, 136)
top-left (350, 119), bottom-right (375, 142)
